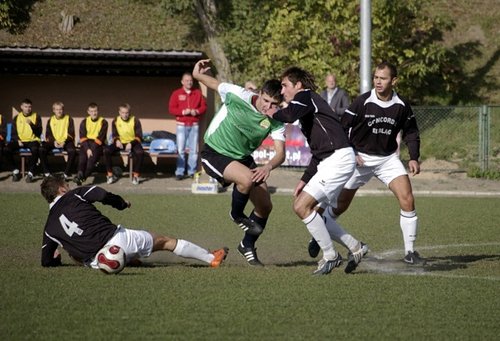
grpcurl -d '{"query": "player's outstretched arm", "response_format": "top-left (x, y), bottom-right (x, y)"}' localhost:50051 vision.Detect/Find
top-left (251, 139), bottom-right (286, 183)
top-left (192, 59), bottom-right (220, 91)
top-left (102, 192), bottom-right (131, 210)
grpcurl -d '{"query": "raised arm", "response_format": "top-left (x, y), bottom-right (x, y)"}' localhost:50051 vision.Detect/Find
top-left (192, 59), bottom-right (220, 92)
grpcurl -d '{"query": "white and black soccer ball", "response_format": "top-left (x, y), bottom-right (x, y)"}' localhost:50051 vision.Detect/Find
top-left (96, 244), bottom-right (126, 274)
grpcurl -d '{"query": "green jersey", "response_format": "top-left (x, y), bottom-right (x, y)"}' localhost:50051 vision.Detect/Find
top-left (205, 83), bottom-right (285, 159)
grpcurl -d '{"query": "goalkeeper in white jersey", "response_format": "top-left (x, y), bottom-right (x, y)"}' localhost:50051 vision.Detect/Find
top-left (193, 59), bottom-right (286, 267)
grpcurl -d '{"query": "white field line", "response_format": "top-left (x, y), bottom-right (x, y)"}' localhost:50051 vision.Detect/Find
top-left (375, 242), bottom-right (500, 258)
top-left (360, 242), bottom-right (500, 281)
top-left (274, 188), bottom-right (500, 197)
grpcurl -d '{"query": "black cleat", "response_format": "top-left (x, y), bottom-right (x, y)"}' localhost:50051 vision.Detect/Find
top-left (237, 244), bottom-right (264, 267)
top-left (308, 238), bottom-right (320, 258)
top-left (403, 251), bottom-right (426, 265)
top-left (73, 176), bottom-right (83, 186)
top-left (230, 213), bottom-right (263, 236)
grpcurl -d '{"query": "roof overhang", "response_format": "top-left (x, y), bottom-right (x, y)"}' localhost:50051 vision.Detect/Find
top-left (0, 47), bottom-right (206, 76)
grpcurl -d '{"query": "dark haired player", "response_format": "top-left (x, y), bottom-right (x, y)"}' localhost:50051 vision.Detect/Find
top-left (266, 66), bottom-right (366, 275)
top-left (309, 61), bottom-right (424, 265)
top-left (40, 175), bottom-right (228, 269)
top-left (192, 59), bottom-right (286, 267)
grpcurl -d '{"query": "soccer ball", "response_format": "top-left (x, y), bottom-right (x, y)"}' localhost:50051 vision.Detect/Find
top-left (96, 244), bottom-right (126, 274)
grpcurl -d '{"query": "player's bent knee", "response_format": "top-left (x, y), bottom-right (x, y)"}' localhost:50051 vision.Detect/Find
top-left (152, 234), bottom-right (176, 252)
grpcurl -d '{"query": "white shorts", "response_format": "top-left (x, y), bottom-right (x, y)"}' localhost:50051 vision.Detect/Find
top-left (303, 147), bottom-right (356, 207)
top-left (88, 226), bottom-right (154, 269)
top-left (344, 152), bottom-right (408, 189)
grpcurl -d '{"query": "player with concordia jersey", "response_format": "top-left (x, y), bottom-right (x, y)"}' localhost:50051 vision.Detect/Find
top-left (40, 175), bottom-right (228, 269)
top-left (192, 59), bottom-right (286, 267)
top-left (309, 61), bottom-right (425, 266)
top-left (266, 66), bottom-right (366, 275)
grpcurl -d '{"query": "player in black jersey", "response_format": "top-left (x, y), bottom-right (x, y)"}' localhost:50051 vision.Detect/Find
top-left (40, 175), bottom-right (228, 269)
top-left (266, 67), bottom-right (365, 275)
top-left (310, 61), bottom-right (425, 265)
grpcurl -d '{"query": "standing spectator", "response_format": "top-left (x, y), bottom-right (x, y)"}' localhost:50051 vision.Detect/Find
top-left (4, 98), bottom-right (44, 182)
top-left (320, 73), bottom-right (350, 117)
top-left (168, 72), bottom-right (207, 180)
top-left (266, 67), bottom-right (365, 275)
top-left (103, 103), bottom-right (144, 185)
top-left (321, 61), bottom-right (424, 265)
top-left (40, 101), bottom-right (77, 181)
top-left (74, 103), bottom-right (108, 185)
top-left (192, 59), bottom-right (286, 267)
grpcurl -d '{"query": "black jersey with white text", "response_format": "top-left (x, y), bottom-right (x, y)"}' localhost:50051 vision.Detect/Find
top-left (342, 89), bottom-right (420, 160)
top-left (41, 186), bottom-right (129, 266)
top-left (273, 90), bottom-right (351, 183)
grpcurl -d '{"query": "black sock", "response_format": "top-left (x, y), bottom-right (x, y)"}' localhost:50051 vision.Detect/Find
top-left (242, 211), bottom-right (268, 248)
top-left (231, 186), bottom-right (250, 219)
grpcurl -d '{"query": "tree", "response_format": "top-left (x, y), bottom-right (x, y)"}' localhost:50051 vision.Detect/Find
top-left (254, 0), bottom-right (359, 94)
top-left (254, 0), bottom-right (478, 104)
top-left (159, 0), bottom-right (482, 104)
top-left (0, 0), bottom-right (37, 34)
top-left (160, 0), bottom-right (233, 81)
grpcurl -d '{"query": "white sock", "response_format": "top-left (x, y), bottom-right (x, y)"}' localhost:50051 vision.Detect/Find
top-left (172, 239), bottom-right (214, 264)
top-left (324, 207), bottom-right (359, 252)
top-left (303, 211), bottom-right (337, 260)
top-left (400, 210), bottom-right (418, 254)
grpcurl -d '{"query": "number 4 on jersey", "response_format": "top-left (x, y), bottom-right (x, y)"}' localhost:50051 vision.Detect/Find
top-left (59, 214), bottom-right (83, 237)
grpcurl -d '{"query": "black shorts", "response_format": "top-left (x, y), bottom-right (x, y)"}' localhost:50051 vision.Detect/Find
top-left (201, 144), bottom-right (257, 187)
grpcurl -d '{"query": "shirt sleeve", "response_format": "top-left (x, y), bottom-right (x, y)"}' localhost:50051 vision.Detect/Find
top-left (79, 119), bottom-right (87, 143)
top-left (274, 91), bottom-right (315, 123)
top-left (96, 119), bottom-right (108, 146)
top-left (32, 113), bottom-right (43, 138)
top-left (402, 106), bottom-right (420, 161)
top-left (134, 118), bottom-right (143, 142)
top-left (218, 83), bottom-right (252, 103)
top-left (194, 90), bottom-right (207, 115)
top-left (68, 117), bottom-right (75, 142)
top-left (41, 232), bottom-right (62, 267)
top-left (72, 186), bottom-right (128, 210)
top-left (45, 118), bottom-right (54, 143)
top-left (269, 124), bottom-right (286, 142)
top-left (168, 89), bottom-right (183, 116)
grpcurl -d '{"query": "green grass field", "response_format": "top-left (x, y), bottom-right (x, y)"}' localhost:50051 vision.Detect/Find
top-left (1, 193), bottom-right (499, 340)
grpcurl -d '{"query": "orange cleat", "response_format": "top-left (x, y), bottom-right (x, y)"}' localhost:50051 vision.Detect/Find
top-left (210, 247), bottom-right (229, 268)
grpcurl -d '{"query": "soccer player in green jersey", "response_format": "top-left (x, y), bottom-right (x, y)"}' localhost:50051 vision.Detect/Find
top-left (192, 59), bottom-right (285, 266)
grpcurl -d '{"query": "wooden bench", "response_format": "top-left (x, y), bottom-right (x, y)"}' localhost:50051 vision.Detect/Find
top-left (19, 147), bottom-right (68, 176)
top-left (18, 144), bottom-right (179, 178)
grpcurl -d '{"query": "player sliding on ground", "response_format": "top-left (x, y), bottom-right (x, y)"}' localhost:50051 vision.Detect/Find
top-left (192, 59), bottom-right (286, 267)
top-left (40, 175), bottom-right (228, 270)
